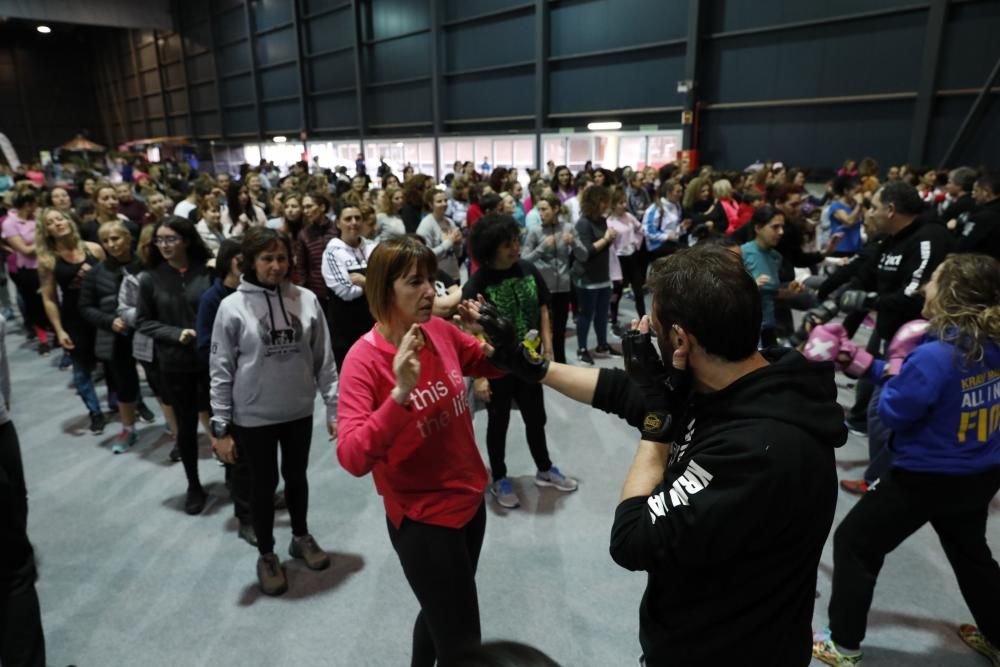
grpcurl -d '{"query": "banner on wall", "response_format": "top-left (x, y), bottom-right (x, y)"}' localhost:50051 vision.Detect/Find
top-left (0, 133), bottom-right (21, 169)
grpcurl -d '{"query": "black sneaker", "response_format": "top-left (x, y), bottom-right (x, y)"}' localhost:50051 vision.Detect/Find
top-left (577, 349), bottom-right (594, 366)
top-left (168, 445), bottom-right (182, 463)
top-left (185, 485), bottom-right (207, 515)
top-left (595, 344), bottom-right (623, 357)
top-left (38, 341), bottom-right (51, 357)
top-left (238, 522), bottom-right (258, 547)
top-left (136, 402), bottom-right (156, 423)
top-left (611, 321), bottom-right (626, 337)
top-left (89, 411), bottom-right (107, 435)
top-left (58, 351), bottom-right (72, 369)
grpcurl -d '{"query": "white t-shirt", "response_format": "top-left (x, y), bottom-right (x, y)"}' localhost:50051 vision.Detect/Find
top-left (173, 199), bottom-right (197, 220)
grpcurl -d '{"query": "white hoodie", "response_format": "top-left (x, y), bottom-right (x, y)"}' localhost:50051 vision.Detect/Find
top-left (210, 277), bottom-right (338, 427)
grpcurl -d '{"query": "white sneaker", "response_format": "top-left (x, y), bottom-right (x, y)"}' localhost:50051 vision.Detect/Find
top-left (535, 465), bottom-right (578, 492)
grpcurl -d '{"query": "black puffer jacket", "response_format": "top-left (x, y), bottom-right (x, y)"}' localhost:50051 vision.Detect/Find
top-left (79, 256), bottom-right (142, 362)
top-left (136, 262), bottom-right (213, 373)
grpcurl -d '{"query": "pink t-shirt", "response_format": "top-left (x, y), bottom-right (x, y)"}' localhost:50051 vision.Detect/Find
top-left (336, 316), bottom-right (502, 529)
top-left (1, 212), bottom-right (38, 270)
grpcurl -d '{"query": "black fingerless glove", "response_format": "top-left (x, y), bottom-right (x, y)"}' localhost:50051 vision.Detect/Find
top-left (479, 302), bottom-right (549, 383)
top-left (622, 329), bottom-right (692, 444)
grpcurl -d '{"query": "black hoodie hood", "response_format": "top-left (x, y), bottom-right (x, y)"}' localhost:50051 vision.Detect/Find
top-left (691, 347), bottom-right (848, 449)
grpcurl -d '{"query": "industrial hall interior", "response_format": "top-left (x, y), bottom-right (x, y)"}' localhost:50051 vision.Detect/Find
top-left (1, 0), bottom-right (1000, 666)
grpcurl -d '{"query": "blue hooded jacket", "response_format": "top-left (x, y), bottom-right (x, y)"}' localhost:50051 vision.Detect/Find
top-left (873, 335), bottom-right (1000, 474)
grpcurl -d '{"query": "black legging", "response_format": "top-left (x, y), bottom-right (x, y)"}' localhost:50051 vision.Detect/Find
top-left (387, 502), bottom-right (486, 667)
top-left (485, 375), bottom-right (552, 481)
top-left (611, 253), bottom-right (646, 323)
top-left (232, 415), bottom-right (312, 555)
top-left (161, 370), bottom-right (210, 489)
top-left (828, 466), bottom-right (1000, 650)
top-left (0, 420), bottom-right (46, 667)
top-left (549, 291), bottom-right (572, 364)
top-left (106, 338), bottom-right (141, 403)
top-left (9, 269), bottom-right (48, 337)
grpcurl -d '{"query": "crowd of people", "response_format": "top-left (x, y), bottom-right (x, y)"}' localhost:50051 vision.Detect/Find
top-left (0, 150), bottom-right (998, 667)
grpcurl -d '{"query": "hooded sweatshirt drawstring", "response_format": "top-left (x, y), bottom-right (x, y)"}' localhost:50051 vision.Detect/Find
top-left (261, 285), bottom-right (292, 337)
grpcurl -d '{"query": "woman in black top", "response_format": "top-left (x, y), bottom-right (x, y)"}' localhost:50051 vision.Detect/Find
top-left (136, 216), bottom-right (214, 515)
top-left (571, 185), bottom-right (620, 365)
top-left (79, 220), bottom-right (150, 454)
top-left (36, 208), bottom-right (108, 434)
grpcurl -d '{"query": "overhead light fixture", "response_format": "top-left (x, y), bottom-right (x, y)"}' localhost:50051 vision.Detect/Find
top-left (272, 136), bottom-right (287, 143)
top-left (36, 25), bottom-right (52, 34)
top-left (587, 121), bottom-right (622, 131)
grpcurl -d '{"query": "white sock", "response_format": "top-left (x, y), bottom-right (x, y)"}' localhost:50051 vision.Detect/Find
top-left (122, 424), bottom-right (135, 434)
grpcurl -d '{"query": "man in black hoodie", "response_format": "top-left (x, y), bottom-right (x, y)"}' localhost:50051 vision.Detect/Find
top-left (473, 244), bottom-right (846, 666)
top-left (956, 171), bottom-right (1000, 259)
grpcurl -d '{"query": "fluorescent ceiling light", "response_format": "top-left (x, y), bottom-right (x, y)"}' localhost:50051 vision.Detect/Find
top-left (587, 121), bottom-right (622, 131)
top-left (37, 25), bottom-right (52, 34)
top-left (272, 136), bottom-right (287, 143)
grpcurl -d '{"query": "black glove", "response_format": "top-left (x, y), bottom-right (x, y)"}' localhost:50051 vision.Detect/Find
top-left (478, 301), bottom-right (549, 383)
top-left (621, 329), bottom-right (692, 444)
top-left (839, 289), bottom-right (876, 314)
top-left (787, 298), bottom-right (840, 347)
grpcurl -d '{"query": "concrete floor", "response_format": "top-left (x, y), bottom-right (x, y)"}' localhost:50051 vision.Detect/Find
top-left (7, 308), bottom-right (998, 667)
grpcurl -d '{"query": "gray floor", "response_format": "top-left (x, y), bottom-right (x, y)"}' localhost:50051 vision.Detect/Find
top-left (8, 309), bottom-right (998, 667)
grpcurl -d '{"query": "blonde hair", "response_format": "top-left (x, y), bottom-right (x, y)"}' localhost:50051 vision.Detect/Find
top-left (683, 176), bottom-right (710, 210)
top-left (712, 179), bottom-right (733, 199)
top-left (378, 185), bottom-right (402, 215)
top-left (137, 224), bottom-right (157, 265)
top-left (35, 208), bottom-right (86, 271)
top-left (924, 253), bottom-right (1000, 364)
top-left (98, 220), bottom-right (132, 243)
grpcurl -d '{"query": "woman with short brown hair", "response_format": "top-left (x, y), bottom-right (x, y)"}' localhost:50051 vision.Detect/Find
top-left (337, 236), bottom-right (502, 666)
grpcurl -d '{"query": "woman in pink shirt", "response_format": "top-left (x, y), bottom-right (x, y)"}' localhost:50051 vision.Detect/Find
top-left (1, 190), bottom-right (51, 353)
top-left (336, 236), bottom-right (501, 667)
top-left (607, 186), bottom-right (646, 333)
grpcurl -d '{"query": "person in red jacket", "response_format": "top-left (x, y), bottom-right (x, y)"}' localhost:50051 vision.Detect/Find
top-left (336, 236), bottom-right (502, 667)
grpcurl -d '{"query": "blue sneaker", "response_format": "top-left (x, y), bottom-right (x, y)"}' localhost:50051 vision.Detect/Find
top-left (112, 429), bottom-right (138, 454)
top-left (490, 478), bottom-right (520, 509)
top-left (535, 465), bottom-right (578, 492)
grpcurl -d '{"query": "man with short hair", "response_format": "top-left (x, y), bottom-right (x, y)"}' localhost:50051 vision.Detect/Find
top-left (473, 244), bottom-right (846, 666)
top-left (837, 182), bottom-right (955, 492)
top-left (173, 181), bottom-right (211, 222)
top-left (939, 166), bottom-right (978, 225)
top-left (956, 171), bottom-right (1000, 259)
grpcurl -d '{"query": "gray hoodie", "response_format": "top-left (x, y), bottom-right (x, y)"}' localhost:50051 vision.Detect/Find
top-left (210, 278), bottom-right (339, 427)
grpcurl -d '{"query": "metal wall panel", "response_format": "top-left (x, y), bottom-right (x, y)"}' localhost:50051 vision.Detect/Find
top-left (367, 33), bottom-right (431, 83)
top-left (706, 0), bottom-right (923, 34)
top-left (701, 100), bottom-right (915, 169)
top-left (702, 11), bottom-right (925, 103)
top-left (447, 71), bottom-right (535, 119)
top-left (444, 13), bottom-right (533, 72)
top-left (550, 0), bottom-right (686, 57)
top-left (550, 51), bottom-right (685, 114)
top-left (937, 1), bottom-right (1000, 89)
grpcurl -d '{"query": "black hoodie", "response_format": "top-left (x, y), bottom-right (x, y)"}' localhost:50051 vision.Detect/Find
top-left (596, 348), bottom-right (846, 667)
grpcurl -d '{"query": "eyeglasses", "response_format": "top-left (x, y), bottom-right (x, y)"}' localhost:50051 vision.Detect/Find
top-left (155, 236), bottom-right (182, 246)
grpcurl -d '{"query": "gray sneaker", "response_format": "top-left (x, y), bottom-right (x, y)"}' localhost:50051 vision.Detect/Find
top-left (289, 534), bottom-right (330, 570)
top-left (535, 465), bottom-right (578, 492)
top-left (256, 553), bottom-right (287, 596)
top-left (491, 478), bottom-right (520, 509)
